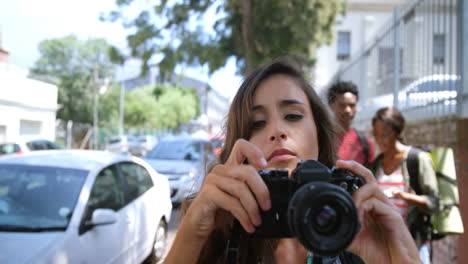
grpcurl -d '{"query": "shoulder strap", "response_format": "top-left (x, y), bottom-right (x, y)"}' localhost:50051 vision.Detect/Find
top-left (355, 130), bottom-right (370, 168)
top-left (370, 153), bottom-right (383, 177)
top-left (407, 147), bottom-right (423, 195)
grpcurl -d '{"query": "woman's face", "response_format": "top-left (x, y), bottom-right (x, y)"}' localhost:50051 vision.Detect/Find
top-left (248, 74), bottom-right (319, 173)
top-left (372, 120), bottom-right (397, 153)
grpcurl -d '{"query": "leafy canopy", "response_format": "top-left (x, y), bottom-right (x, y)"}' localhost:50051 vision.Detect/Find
top-left (100, 84), bottom-right (200, 130)
top-left (32, 35), bottom-right (115, 123)
top-left (103, 0), bottom-right (344, 76)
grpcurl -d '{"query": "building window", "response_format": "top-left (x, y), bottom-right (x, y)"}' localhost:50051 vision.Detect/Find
top-left (337, 31), bottom-right (351, 60)
top-left (433, 33), bottom-right (445, 65)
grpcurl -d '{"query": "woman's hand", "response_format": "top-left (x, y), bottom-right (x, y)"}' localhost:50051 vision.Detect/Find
top-left (165, 139), bottom-right (271, 263)
top-left (338, 160), bottom-right (421, 264)
top-left (392, 190), bottom-right (428, 210)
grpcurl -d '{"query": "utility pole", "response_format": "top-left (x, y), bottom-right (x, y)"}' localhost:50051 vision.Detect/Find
top-left (119, 82), bottom-right (125, 136)
top-left (92, 67), bottom-right (99, 150)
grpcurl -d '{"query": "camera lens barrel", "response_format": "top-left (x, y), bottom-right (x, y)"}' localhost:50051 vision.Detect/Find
top-left (287, 182), bottom-right (360, 257)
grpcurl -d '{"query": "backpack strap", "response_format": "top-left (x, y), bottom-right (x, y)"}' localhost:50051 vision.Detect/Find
top-left (407, 147), bottom-right (423, 195)
top-left (355, 130), bottom-right (370, 168)
top-left (370, 153), bottom-right (383, 178)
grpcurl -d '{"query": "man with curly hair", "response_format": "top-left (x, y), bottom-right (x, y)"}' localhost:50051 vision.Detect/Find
top-left (327, 81), bottom-right (375, 168)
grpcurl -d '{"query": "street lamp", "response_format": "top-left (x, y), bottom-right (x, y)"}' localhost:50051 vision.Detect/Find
top-left (92, 75), bottom-right (109, 150)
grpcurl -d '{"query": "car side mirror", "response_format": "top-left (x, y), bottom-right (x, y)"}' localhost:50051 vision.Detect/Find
top-left (87, 209), bottom-right (117, 227)
top-left (184, 153), bottom-right (192, 160)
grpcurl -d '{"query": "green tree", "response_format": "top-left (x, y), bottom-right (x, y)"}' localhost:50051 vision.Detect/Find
top-left (99, 84), bottom-right (199, 130)
top-left (154, 87), bottom-right (199, 129)
top-left (103, 0), bottom-right (344, 76)
top-left (32, 35), bottom-right (115, 123)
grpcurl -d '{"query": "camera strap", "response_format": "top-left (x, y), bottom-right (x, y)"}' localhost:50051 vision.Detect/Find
top-left (226, 221), bottom-right (242, 264)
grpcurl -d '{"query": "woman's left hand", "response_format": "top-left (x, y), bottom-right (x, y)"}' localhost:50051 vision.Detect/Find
top-left (336, 160), bottom-right (421, 264)
top-left (392, 190), bottom-right (428, 209)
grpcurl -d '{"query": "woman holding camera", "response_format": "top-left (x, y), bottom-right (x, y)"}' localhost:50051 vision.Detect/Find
top-left (164, 60), bottom-right (420, 263)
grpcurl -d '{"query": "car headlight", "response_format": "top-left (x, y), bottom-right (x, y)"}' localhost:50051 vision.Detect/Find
top-left (180, 170), bottom-right (197, 182)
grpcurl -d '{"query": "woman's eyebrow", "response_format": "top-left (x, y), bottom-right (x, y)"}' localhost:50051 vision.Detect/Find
top-left (252, 99), bottom-right (304, 111)
top-left (280, 99), bottom-right (304, 106)
top-left (252, 104), bottom-right (264, 111)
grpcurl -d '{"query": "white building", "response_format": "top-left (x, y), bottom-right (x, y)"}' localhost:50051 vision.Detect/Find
top-left (314, 0), bottom-right (408, 93)
top-left (0, 59), bottom-right (58, 143)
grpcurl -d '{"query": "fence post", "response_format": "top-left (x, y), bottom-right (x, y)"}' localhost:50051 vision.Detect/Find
top-left (66, 120), bottom-right (73, 149)
top-left (458, 0), bottom-right (468, 117)
top-left (393, 8), bottom-right (401, 108)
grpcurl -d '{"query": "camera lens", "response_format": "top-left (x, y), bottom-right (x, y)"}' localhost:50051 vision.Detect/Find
top-left (287, 182), bottom-right (360, 257)
top-left (314, 205), bottom-right (338, 234)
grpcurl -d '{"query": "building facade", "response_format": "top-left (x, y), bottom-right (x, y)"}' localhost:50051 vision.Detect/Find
top-left (0, 62), bottom-right (58, 143)
top-left (314, 0), bottom-right (408, 93)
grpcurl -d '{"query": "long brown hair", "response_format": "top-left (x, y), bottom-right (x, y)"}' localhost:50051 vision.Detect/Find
top-left (194, 59), bottom-right (337, 263)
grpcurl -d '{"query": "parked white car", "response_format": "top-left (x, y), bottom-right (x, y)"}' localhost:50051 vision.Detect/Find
top-left (129, 135), bottom-right (158, 157)
top-left (0, 139), bottom-right (62, 156)
top-left (106, 135), bottom-right (138, 155)
top-left (0, 150), bottom-right (172, 264)
top-left (359, 74), bottom-right (459, 121)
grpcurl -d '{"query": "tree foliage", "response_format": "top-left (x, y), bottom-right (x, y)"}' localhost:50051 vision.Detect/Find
top-left (99, 84), bottom-right (199, 130)
top-left (103, 0), bottom-right (344, 76)
top-left (32, 35), bottom-right (115, 123)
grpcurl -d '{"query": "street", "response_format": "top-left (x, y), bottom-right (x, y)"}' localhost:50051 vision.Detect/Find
top-left (159, 208), bottom-right (182, 263)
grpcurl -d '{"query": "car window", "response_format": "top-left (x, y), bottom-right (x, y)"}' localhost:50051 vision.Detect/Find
top-left (0, 164), bottom-right (87, 230)
top-left (0, 143), bottom-right (20, 155)
top-left (86, 166), bottom-right (124, 215)
top-left (27, 141), bottom-right (46, 150)
top-left (119, 162), bottom-right (153, 202)
top-left (109, 138), bottom-right (121, 144)
top-left (147, 140), bottom-right (202, 160)
top-left (46, 141), bottom-right (62, 149)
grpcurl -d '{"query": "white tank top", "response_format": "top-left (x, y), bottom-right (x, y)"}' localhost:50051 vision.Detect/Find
top-left (376, 166), bottom-right (409, 219)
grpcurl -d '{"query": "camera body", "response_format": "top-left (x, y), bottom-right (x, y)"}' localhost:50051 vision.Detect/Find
top-left (252, 159), bottom-right (364, 256)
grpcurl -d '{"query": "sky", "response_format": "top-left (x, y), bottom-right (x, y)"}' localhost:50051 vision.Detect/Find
top-left (0, 0), bottom-right (243, 100)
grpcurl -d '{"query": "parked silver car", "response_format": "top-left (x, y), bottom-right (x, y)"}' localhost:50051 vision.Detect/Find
top-left (105, 135), bottom-right (138, 155)
top-left (144, 137), bottom-right (216, 204)
top-left (129, 135), bottom-right (158, 157)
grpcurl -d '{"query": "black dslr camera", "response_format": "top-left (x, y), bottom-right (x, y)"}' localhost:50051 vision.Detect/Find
top-left (230, 159), bottom-right (364, 258)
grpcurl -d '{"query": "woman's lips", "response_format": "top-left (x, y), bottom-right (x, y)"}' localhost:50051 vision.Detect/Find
top-left (267, 149), bottom-right (296, 163)
top-left (268, 154), bottom-right (296, 163)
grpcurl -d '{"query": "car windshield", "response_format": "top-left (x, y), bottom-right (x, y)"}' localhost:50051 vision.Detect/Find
top-left (0, 144), bottom-right (20, 155)
top-left (408, 78), bottom-right (458, 93)
top-left (0, 164), bottom-right (88, 232)
top-left (146, 140), bottom-right (201, 160)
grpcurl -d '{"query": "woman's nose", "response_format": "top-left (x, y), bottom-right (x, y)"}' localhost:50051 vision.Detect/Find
top-left (270, 133), bottom-right (287, 141)
top-left (269, 122), bottom-right (287, 141)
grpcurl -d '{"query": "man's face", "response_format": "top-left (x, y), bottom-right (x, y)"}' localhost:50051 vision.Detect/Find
top-left (329, 92), bottom-right (357, 129)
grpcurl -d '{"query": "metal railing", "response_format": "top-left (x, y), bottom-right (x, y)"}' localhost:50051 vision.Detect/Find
top-left (332, 0), bottom-right (461, 129)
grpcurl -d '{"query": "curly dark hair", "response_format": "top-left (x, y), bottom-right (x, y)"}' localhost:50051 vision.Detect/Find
top-left (326, 81), bottom-right (359, 104)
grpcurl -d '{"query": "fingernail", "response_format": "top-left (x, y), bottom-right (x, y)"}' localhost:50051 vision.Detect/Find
top-left (264, 200), bottom-right (271, 211)
top-left (254, 215), bottom-right (262, 226)
top-left (259, 158), bottom-right (267, 168)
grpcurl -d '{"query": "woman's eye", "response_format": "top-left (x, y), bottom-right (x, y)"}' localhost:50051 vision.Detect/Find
top-left (252, 120), bottom-right (266, 129)
top-left (285, 114), bottom-right (303, 121)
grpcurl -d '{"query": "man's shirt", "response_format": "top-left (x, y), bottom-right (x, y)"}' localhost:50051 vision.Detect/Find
top-left (337, 128), bottom-right (375, 166)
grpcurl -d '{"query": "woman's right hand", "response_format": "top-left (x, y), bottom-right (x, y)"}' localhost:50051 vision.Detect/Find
top-left (180, 138), bottom-right (271, 241)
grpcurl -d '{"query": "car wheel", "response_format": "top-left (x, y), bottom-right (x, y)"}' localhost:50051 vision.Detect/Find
top-left (144, 220), bottom-right (167, 264)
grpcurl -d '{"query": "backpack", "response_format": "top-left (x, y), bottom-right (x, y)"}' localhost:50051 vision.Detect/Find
top-left (407, 147), bottom-right (464, 240)
top-left (355, 130), bottom-right (370, 168)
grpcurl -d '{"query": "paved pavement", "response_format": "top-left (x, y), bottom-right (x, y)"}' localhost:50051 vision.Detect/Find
top-left (159, 208), bottom-right (182, 263)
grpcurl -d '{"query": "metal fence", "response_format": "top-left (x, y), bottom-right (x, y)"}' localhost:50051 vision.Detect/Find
top-left (55, 120), bottom-right (173, 150)
top-left (332, 0), bottom-right (460, 129)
